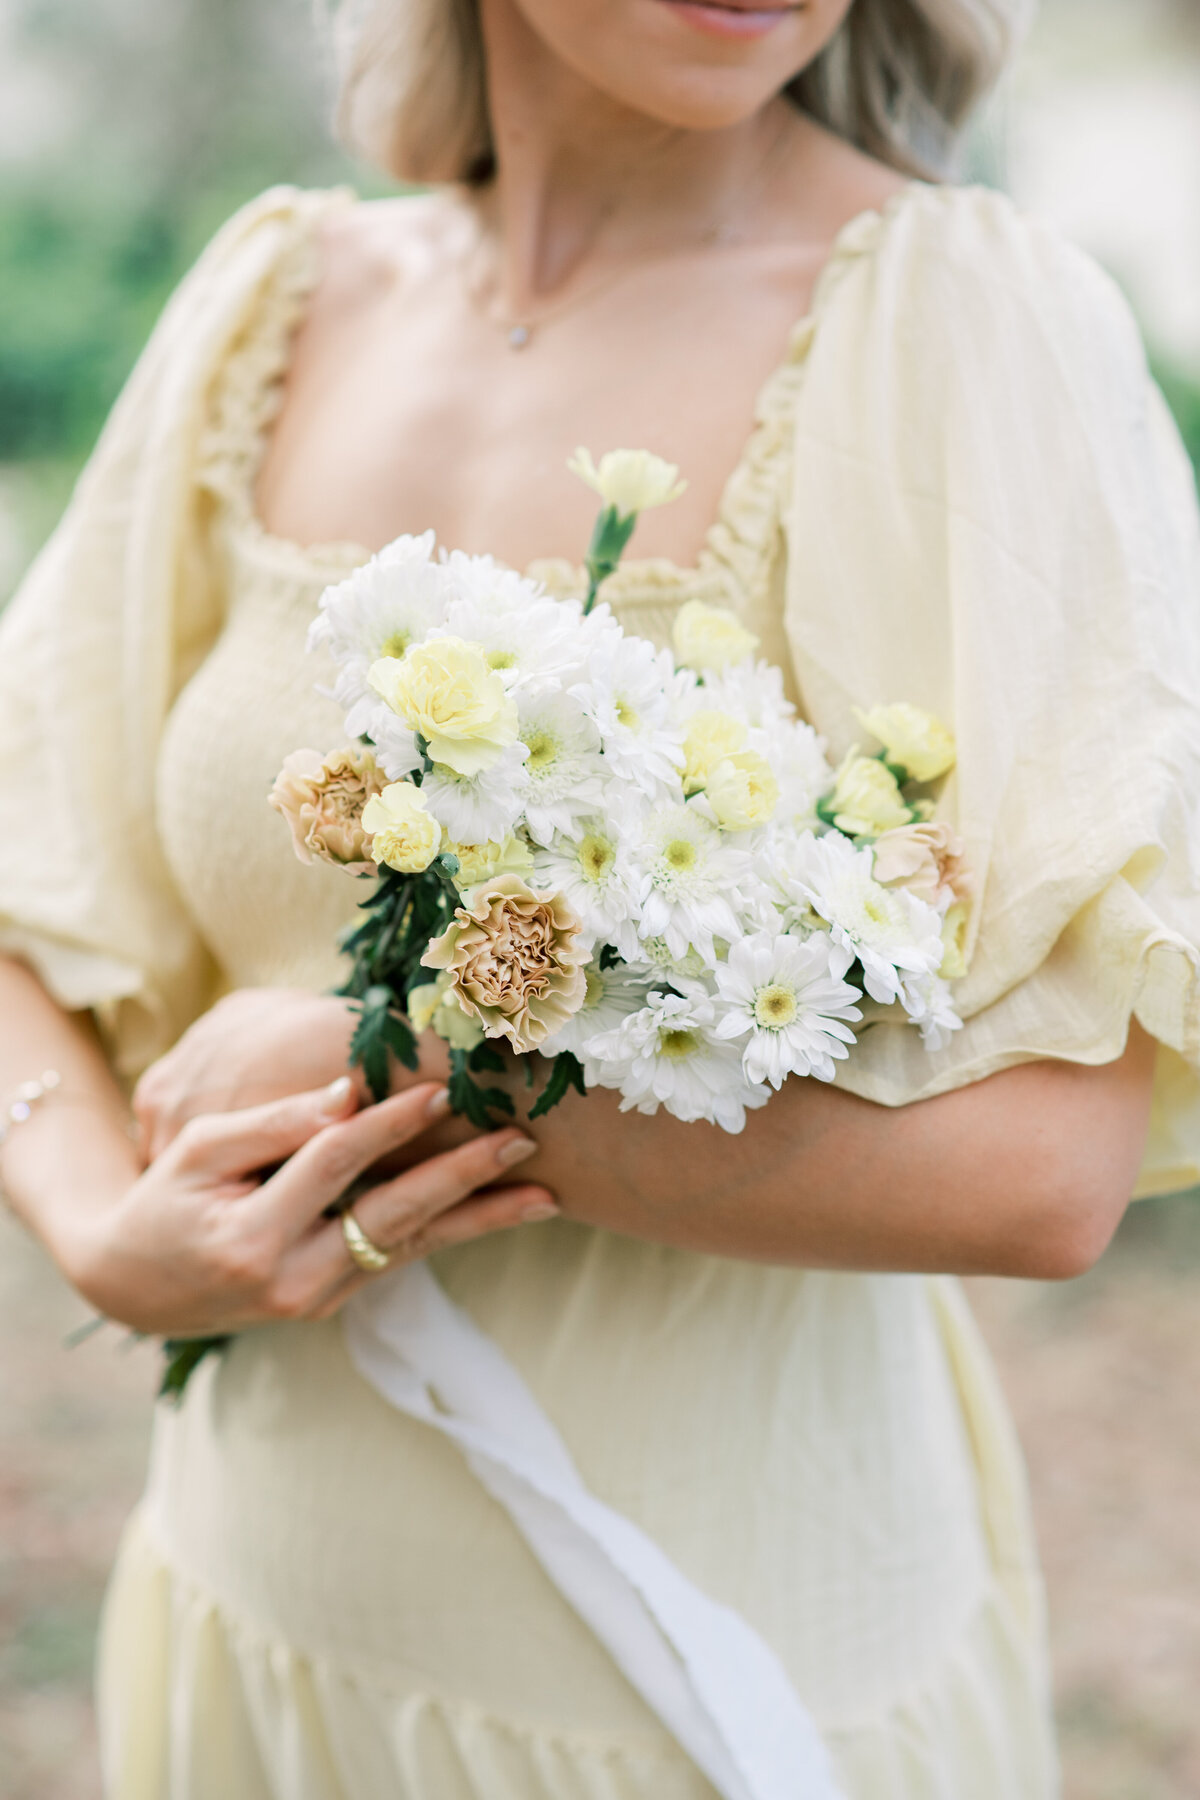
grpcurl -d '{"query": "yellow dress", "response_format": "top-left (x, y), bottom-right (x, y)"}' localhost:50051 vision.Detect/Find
top-left (2, 181), bottom-right (1199, 1799)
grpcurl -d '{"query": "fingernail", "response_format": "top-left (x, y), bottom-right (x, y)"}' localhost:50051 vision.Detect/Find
top-left (319, 1076), bottom-right (353, 1120)
top-left (497, 1135), bottom-right (537, 1168)
top-left (521, 1200), bottom-right (558, 1223)
top-left (426, 1087), bottom-right (451, 1120)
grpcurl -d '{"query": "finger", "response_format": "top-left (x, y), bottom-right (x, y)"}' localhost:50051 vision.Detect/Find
top-left (257, 1084), bottom-right (456, 1236)
top-left (352, 1129), bottom-right (543, 1252)
top-left (168, 1074), bottom-right (364, 1180)
top-left (278, 1182), bottom-right (559, 1320)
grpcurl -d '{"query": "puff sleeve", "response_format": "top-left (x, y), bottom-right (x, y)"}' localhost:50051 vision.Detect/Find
top-left (0, 185), bottom-right (344, 1078)
top-left (784, 184), bottom-right (1200, 1197)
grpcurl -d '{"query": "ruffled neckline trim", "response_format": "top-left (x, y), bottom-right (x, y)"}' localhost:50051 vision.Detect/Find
top-left (198, 179), bottom-right (931, 603)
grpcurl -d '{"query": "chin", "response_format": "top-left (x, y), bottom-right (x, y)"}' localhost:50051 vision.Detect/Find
top-left (507, 0), bottom-right (846, 131)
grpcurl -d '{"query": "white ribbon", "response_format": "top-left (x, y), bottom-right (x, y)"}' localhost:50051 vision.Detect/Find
top-left (344, 1263), bottom-right (845, 1800)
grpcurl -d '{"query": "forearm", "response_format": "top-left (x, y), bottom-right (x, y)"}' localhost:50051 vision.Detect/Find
top-left (516, 1027), bottom-right (1155, 1279)
top-left (0, 957), bottom-right (140, 1269)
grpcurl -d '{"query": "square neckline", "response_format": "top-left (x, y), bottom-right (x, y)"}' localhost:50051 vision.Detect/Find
top-left (206, 180), bottom-right (927, 598)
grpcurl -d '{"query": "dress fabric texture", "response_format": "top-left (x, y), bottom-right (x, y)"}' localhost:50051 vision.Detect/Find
top-left (0, 179), bottom-right (1198, 1798)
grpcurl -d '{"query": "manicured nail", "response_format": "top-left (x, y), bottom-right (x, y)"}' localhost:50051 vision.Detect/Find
top-left (496, 1135), bottom-right (537, 1168)
top-left (426, 1087), bottom-right (451, 1119)
top-left (319, 1076), bottom-right (353, 1119)
top-left (521, 1200), bottom-right (558, 1223)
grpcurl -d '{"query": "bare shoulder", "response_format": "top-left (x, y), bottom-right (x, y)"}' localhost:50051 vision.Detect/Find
top-left (796, 118), bottom-right (914, 238)
top-left (303, 188), bottom-right (472, 335)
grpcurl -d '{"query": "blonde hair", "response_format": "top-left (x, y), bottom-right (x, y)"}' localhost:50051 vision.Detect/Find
top-left (329, 0), bottom-right (1033, 187)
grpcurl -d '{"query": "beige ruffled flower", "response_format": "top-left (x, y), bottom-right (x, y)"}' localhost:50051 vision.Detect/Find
top-left (421, 874), bottom-right (588, 1053)
top-left (871, 821), bottom-right (973, 910)
top-left (268, 747), bottom-right (385, 874)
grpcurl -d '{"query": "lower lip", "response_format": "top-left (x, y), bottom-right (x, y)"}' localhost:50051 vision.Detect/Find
top-left (656, 0), bottom-right (798, 39)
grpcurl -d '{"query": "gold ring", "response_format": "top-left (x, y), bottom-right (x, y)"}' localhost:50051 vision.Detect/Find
top-left (341, 1207), bottom-right (391, 1273)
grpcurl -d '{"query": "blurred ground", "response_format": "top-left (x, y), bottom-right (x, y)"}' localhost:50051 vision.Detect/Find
top-left (2, 1195), bottom-right (1199, 1799)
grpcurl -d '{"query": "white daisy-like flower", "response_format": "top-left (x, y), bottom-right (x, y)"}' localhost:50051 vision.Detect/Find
top-left (442, 556), bottom-right (589, 691)
top-left (635, 804), bottom-right (751, 961)
top-left (781, 833), bottom-right (946, 1006)
top-left (309, 533), bottom-right (450, 716)
top-left (571, 634), bottom-right (685, 802)
top-left (538, 961), bottom-right (658, 1062)
top-left (762, 719), bottom-right (835, 836)
top-left (712, 931), bottom-right (862, 1088)
top-left (515, 692), bottom-right (609, 846)
top-left (585, 989), bottom-right (769, 1133)
top-left (692, 659), bottom-right (797, 733)
top-left (531, 816), bottom-right (643, 956)
top-left (898, 970), bottom-right (963, 1051)
top-left (419, 743), bottom-right (530, 844)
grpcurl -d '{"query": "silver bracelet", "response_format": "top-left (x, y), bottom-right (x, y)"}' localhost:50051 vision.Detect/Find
top-left (0, 1069), bottom-right (63, 1150)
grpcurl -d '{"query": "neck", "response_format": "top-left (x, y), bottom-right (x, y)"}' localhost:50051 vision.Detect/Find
top-left (474, 0), bottom-right (809, 315)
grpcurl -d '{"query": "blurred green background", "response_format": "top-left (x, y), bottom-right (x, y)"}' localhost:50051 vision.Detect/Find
top-left (1, 3), bottom-right (1199, 1798)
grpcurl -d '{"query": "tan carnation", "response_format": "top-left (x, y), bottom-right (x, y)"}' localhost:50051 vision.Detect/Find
top-left (269, 747), bottom-right (385, 874)
top-left (421, 874), bottom-right (588, 1054)
top-left (871, 821), bottom-right (973, 910)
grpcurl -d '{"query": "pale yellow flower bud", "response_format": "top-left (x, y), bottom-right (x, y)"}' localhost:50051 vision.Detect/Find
top-left (567, 447), bottom-right (687, 516)
top-left (854, 703), bottom-right (956, 783)
top-left (681, 709), bottom-right (746, 793)
top-left (830, 752), bottom-right (912, 838)
top-left (672, 600), bottom-right (759, 673)
top-left (406, 980), bottom-right (444, 1036)
top-left (368, 636), bottom-right (519, 777)
top-left (706, 750), bottom-right (780, 830)
top-left (361, 782), bottom-right (443, 873)
top-left (939, 901), bottom-right (972, 980)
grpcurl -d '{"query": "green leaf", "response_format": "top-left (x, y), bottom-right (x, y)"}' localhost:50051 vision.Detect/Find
top-left (448, 1048), bottom-right (515, 1128)
top-left (381, 1010), bottom-right (419, 1071)
top-left (159, 1335), bottom-right (230, 1403)
top-left (467, 1043), bottom-right (506, 1075)
top-left (528, 1051), bottom-right (588, 1121)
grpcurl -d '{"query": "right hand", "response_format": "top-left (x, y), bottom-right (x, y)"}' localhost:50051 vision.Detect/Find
top-left (69, 1077), bottom-right (555, 1337)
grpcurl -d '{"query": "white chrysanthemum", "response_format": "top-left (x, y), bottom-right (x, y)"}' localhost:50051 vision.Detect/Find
top-left (691, 659), bottom-right (797, 733)
top-left (782, 833), bottom-right (946, 1006)
top-left (764, 719), bottom-right (835, 835)
top-left (712, 932), bottom-right (862, 1088)
top-left (419, 744), bottom-right (529, 843)
top-left (571, 635), bottom-right (685, 802)
top-left (538, 961), bottom-right (658, 1061)
top-left (635, 804), bottom-right (751, 961)
top-left (585, 989), bottom-right (768, 1134)
top-left (309, 533), bottom-right (450, 716)
top-left (515, 693), bottom-right (609, 846)
top-left (442, 556), bottom-right (589, 690)
top-left (898, 970), bottom-right (963, 1051)
top-left (532, 817), bottom-right (643, 956)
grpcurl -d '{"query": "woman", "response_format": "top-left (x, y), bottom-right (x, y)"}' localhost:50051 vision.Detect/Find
top-left (2, 0), bottom-right (1198, 1793)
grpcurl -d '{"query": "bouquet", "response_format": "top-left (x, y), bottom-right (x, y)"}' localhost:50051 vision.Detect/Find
top-left (269, 449), bottom-right (973, 1133)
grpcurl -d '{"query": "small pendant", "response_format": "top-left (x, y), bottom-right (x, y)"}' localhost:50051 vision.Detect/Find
top-left (508, 323), bottom-right (531, 350)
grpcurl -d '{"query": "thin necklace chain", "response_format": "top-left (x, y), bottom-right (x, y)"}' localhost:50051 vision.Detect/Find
top-left (463, 119), bottom-right (798, 351)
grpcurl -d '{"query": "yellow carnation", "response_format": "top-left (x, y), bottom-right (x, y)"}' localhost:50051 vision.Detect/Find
top-left (681, 710), bottom-right (746, 793)
top-left (830, 753), bottom-right (913, 838)
top-left (672, 600), bottom-right (759, 673)
top-left (361, 782), bottom-right (443, 873)
top-left (705, 750), bottom-right (780, 830)
top-left (448, 834), bottom-right (534, 894)
top-left (567, 447), bottom-right (687, 516)
top-left (368, 636), bottom-right (518, 776)
top-left (854, 703), bottom-right (956, 783)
